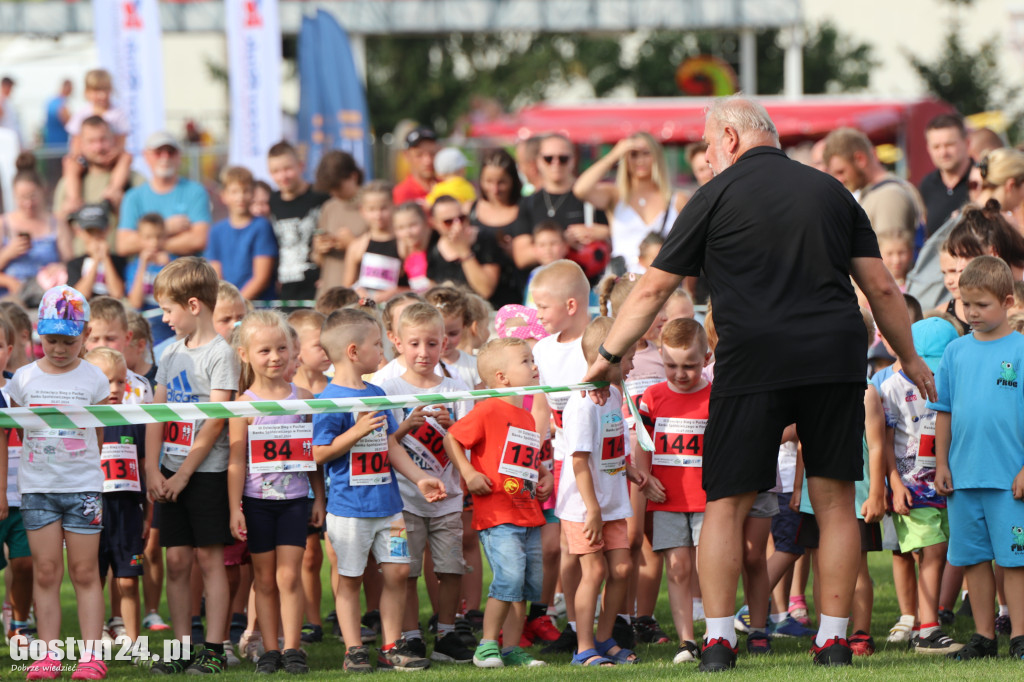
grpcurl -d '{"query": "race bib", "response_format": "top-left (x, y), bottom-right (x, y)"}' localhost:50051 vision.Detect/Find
top-left (349, 421), bottom-right (391, 486)
top-left (540, 438), bottom-right (554, 471)
top-left (600, 412), bottom-right (626, 474)
top-left (498, 427), bottom-right (541, 483)
top-left (652, 417), bottom-right (706, 468)
top-left (548, 393), bottom-right (569, 430)
top-left (404, 417), bottom-right (449, 473)
top-left (100, 442), bottom-right (141, 493)
top-left (358, 252), bottom-right (402, 291)
top-left (26, 403), bottom-right (86, 458)
top-left (624, 376), bottom-right (662, 427)
top-left (248, 422), bottom-right (315, 474)
top-left (917, 419), bottom-right (936, 469)
top-left (161, 420), bottom-right (195, 460)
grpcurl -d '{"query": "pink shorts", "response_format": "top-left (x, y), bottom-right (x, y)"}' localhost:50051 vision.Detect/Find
top-left (562, 518), bottom-right (629, 555)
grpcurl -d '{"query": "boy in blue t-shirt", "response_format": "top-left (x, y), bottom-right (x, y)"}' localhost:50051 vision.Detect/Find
top-left (203, 166), bottom-right (278, 301)
top-left (928, 256), bottom-right (1024, 661)
top-left (312, 308), bottom-right (446, 672)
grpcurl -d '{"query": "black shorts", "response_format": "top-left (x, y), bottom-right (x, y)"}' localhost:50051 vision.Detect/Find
top-left (795, 512), bottom-right (882, 552)
top-left (770, 493), bottom-right (804, 556)
top-left (99, 493), bottom-right (146, 578)
top-left (158, 467), bottom-right (233, 548)
top-left (704, 383), bottom-right (865, 500)
top-left (306, 498), bottom-right (323, 537)
top-left (243, 497), bottom-right (309, 554)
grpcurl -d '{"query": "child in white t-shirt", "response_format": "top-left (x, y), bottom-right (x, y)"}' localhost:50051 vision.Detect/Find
top-left (424, 286), bottom-right (482, 389)
top-left (7, 286), bottom-right (111, 679)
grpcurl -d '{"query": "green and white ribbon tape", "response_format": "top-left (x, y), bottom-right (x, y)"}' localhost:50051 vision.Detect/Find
top-left (142, 299), bottom-right (317, 319)
top-left (0, 383), bottom-right (608, 430)
top-left (620, 380), bottom-right (655, 452)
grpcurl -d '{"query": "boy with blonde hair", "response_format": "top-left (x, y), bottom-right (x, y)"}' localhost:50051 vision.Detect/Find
top-left (929, 256), bottom-right (1024, 661)
top-left (446, 337), bottom-right (553, 668)
top-left (146, 257), bottom-right (240, 674)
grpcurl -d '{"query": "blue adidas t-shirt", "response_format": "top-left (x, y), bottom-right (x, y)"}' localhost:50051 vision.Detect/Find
top-left (927, 331), bottom-right (1024, 490)
top-left (314, 382), bottom-right (401, 518)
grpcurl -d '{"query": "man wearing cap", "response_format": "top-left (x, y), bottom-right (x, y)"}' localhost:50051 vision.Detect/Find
top-left (66, 204), bottom-right (127, 299)
top-left (116, 132), bottom-right (212, 258)
top-left (393, 126), bottom-right (439, 204)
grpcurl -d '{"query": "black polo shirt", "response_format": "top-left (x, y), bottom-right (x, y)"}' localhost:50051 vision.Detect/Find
top-left (918, 165), bottom-right (971, 237)
top-left (652, 146), bottom-right (880, 398)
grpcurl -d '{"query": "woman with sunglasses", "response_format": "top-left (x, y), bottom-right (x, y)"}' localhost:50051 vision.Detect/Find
top-left (973, 149), bottom-right (1024, 232)
top-left (573, 133), bottom-right (687, 275)
top-left (426, 195), bottom-right (501, 300)
top-left (469, 149), bottom-right (527, 306)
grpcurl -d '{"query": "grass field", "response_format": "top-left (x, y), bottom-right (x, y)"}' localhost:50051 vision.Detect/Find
top-left (2, 550), bottom-right (1021, 679)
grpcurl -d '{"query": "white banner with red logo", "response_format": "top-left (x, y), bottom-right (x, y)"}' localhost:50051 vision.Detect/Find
top-left (226, 0), bottom-right (282, 181)
top-left (92, 0), bottom-right (166, 171)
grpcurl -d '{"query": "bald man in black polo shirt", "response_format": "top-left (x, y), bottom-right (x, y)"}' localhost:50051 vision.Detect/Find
top-left (584, 96), bottom-right (934, 671)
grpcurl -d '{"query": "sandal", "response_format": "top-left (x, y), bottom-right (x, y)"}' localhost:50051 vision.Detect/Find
top-left (596, 638), bottom-right (640, 664)
top-left (571, 648), bottom-right (615, 666)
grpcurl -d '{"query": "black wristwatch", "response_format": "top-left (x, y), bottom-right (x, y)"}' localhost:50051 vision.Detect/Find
top-left (598, 344), bottom-right (622, 365)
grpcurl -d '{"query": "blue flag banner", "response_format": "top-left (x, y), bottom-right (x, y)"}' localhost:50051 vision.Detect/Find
top-left (296, 14), bottom-right (325, 180)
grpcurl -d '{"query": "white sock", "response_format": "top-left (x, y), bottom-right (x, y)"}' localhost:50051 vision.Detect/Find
top-left (437, 623), bottom-right (454, 636)
top-left (618, 614), bottom-right (631, 624)
top-left (815, 615), bottom-right (849, 648)
top-left (401, 629), bottom-right (421, 641)
top-left (920, 623), bottom-right (939, 637)
top-left (703, 616), bottom-right (737, 648)
top-left (568, 621), bottom-right (577, 632)
top-left (999, 605), bottom-right (1009, 617)
top-left (897, 614), bottom-right (915, 628)
top-left (770, 612), bottom-right (787, 624)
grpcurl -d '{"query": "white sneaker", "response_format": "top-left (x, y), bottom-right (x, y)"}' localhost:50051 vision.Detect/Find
top-left (888, 619), bottom-right (914, 643)
top-left (106, 617), bottom-right (128, 639)
top-left (240, 630), bottom-right (265, 662)
top-left (673, 641), bottom-right (700, 663)
top-left (142, 611), bottom-right (170, 631)
top-left (222, 641), bottom-right (241, 666)
top-left (551, 593), bottom-right (567, 619)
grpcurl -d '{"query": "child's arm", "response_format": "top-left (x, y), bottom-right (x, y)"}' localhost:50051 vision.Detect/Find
top-left (164, 388), bottom-right (234, 500)
top-left (103, 253), bottom-right (126, 299)
top-left (636, 405), bottom-right (666, 503)
top-left (789, 442), bottom-right (804, 512)
top-left (536, 462), bottom-right (553, 502)
top-left (387, 436), bottom-right (445, 501)
top-left (884, 425), bottom-right (910, 514)
top-left (227, 413), bottom-right (249, 541)
top-left (444, 433), bottom-right (492, 496)
top-left (862, 385), bottom-right (886, 523)
top-left (394, 405), bottom-right (430, 441)
top-left (309, 465), bottom-right (326, 527)
top-left (572, 450), bottom-right (603, 545)
top-left (239, 256), bottom-right (275, 301)
top-left (103, 150), bottom-right (133, 210)
top-left (342, 236), bottom-right (368, 288)
top-left (934, 411), bottom-right (953, 495)
top-left (313, 411), bottom-right (387, 465)
top-left (145, 385), bottom-right (169, 501)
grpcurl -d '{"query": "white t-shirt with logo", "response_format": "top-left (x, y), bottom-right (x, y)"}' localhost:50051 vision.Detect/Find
top-left (6, 360), bottom-right (109, 494)
top-left (555, 387), bottom-right (632, 523)
top-left (532, 334), bottom-right (587, 462)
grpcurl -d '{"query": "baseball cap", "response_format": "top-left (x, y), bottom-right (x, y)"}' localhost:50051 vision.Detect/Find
top-left (38, 285), bottom-right (90, 337)
top-left (495, 304), bottom-right (549, 342)
top-left (434, 148), bottom-right (468, 176)
top-left (912, 317), bottom-right (959, 372)
top-left (73, 204), bottom-right (109, 231)
top-left (405, 126), bottom-right (437, 149)
top-left (144, 131), bottom-right (180, 151)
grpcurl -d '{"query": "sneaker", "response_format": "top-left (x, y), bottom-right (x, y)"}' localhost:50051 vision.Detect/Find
top-left (105, 617), bottom-right (127, 640)
top-left (811, 637), bottom-right (852, 666)
top-left (887, 619), bottom-right (914, 643)
top-left (698, 638), bottom-right (738, 672)
top-left (405, 636), bottom-right (427, 659)
top-left (746, 631), bottom-right (772, 655)
top-left (501, 646), bottom-right (546, 667)
top-left (788, 601), bottom-right (809, 627)
top-left (221, 642), bottom-right (241, 667)
top-left (938, 607), bottom-right (955, 625)
top-left (914, 628), bottom-right (962, 655)
top-left (185, 647), bottom-right (226, 675)
top-left (359, 626), bottom-right (377, 644)
top-left (995, 614), bottom-right (1012, 635)
top-left (612, 616), bottom-right (635, 649)
top-left (539, 625), bottom-right (576, 654)
top-left (254, 650), bottom-right (282, 674)
top-left (281, 648), bottom-right (309, 674)
top-left (71, 657), bottom-right (108, 680)
top-left (473, 641), bottom-right (503, 668)
top-left (240, 631), bottom-right (265, 662)
top-left (144, 611), bottom-right (171, 632)
top-left (849, 631), bottom-right (875, 656)
top-left (770, 614), bottom-right (816, 638)
top-left (229, 615), bottom-right (246, 645)
top-left (326, 610), bottom-right (340, 638)
top-left (956, 593), bottom-right (972, 620)
top-left (947, 632), bottom-right (998, 660)
top-left (1009, 635), bottom-right (1024, 660)
top-left (551, 593), bottom-right (567, 619)
top-left (361, 610), bottom-right (381, 636)
top-left (523, 614), bottom-right (561, 643)
top-left (431, 631), bottom-right (473, 663)
top-left (299, 624), bottom-right (322, 644)
top-left (633, 615), bottom-right (670, 644)
top-left (190, 617), bottom-right (204, 645)
top-left (734, 605), bottom-right (751, 633)
top-left (26, 652), bottom-right (62, 680)
top-left (378, 639), bottom-right (431, 671)
top-left (453, 620), bottom-right (478, 648)
top-left (343, 646), bottom-right (372, 674)
top-left (672, 640), bottom-right (701, 664)
top-left (518, 630), bottom-right (533, 648)
top-left (463, 609), bottom-right (484, 633)
top-left (426, 614), bottom-right (439, 635)
top-left (8, 626), bottom-right (37, 653)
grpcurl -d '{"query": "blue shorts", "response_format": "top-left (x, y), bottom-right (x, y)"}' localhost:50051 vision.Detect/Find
top-left (21, 492), bottom-right (104, 534)
top-left (947, 488), bottom-right (1024, 568)
top-left (99, 493), bottom-right (146, 578)
top-left (770, 494), bottom-right (804, 556)
top-left (479, 523), bottom-right (542, 603)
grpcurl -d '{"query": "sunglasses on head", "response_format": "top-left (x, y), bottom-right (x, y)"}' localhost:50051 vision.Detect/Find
top-left (441, 214), bottom-right (469, 227)
top-left (979, 155), bottom-right (989, 180)
top-left (542, 155), bottom-right (571, 165)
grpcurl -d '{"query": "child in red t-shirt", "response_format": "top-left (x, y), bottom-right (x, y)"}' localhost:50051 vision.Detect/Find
top-left (638, 319), bottom-right (712, 665)
top-left (445, 338), bottom-right (553, 669)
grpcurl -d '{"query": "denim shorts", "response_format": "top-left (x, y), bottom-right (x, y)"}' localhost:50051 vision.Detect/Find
top-left (479, 523), bottom-right (542, 603)
top-left (21, 492), bottom-right (104, 534)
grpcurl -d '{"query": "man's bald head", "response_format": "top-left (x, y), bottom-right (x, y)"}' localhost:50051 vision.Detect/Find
top-left (968, 127), bottom-right (1004, 161)
top-left (703, 96), bottom-right (780, 175)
